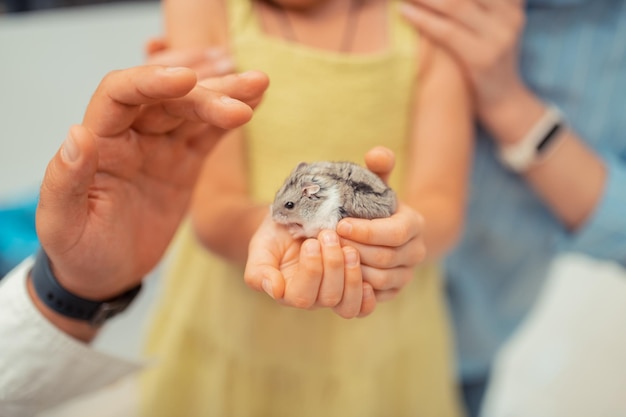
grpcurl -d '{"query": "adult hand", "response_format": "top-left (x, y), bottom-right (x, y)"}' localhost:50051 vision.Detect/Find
top-left (400, 0), bottom-right (526, 118)
top-left (145, 37), bottom-right (235, 80)
top-left (336, 147), bottom-right (427, 302)
top-left (245, 215), bottom-right (377, 319)
top-left (36, 66), bottom-right (269, 305)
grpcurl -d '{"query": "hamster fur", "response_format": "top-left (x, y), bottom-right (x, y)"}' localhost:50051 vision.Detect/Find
top-left (271, 161), bottom-right (397, 238)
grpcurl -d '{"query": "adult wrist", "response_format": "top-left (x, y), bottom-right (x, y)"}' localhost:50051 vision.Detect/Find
top-left (478, 84), bottom-right (546, 146)
top-left (497, 104), bottom-right (566, 173)
top-left (30, 249), bottom-right (142, 327)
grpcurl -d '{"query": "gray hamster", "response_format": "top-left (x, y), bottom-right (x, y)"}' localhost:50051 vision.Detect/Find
top-left (271, 161), bottom-right (397, 238)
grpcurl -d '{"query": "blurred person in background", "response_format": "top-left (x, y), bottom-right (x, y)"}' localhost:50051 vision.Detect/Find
top-left (401, 0), bottom-right (626, 415)
top-left (138, 0), bottom-right (474, 415)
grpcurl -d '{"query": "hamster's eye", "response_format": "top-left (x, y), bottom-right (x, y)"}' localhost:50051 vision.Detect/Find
top-left (284, 201), bottom-right (295, 210)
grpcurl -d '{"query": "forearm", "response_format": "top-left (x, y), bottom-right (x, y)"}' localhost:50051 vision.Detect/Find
top-left (483, 87), bottom-right (607, 231)
top-left (526, 134), bottom-right (606, 231)
top-left (191, 197), bottom-right (268, 264)
top-left (163, 0), bottom-right (216, 48)
top-left (409, 195), bottom-right (464, 260)
top-left (0, 260), bottom-right (140, 414)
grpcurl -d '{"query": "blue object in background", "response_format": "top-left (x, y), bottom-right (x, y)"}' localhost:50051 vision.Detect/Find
top-left (0, 194), bottom-right (40, 278)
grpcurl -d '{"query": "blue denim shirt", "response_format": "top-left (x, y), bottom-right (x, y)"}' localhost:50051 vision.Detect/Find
top-left (446, 0), bottom-right (626, 380)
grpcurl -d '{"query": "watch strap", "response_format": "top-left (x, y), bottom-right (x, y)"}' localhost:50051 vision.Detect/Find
top-left (31, 249), bottom-right (142, 327)
top-left (497, 105), bottom-right (565, 172)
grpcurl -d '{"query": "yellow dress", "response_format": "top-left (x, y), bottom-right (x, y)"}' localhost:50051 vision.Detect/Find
top-left (141, 1), bottom-right (462, 416)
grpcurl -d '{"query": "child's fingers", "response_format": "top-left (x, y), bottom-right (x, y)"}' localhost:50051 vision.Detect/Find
top-left (364, 146), bottom-right (395, 184)
top-left (332, 247), bottom-right (364, 319)
top-left (337, 203), bottom-right (423, 247)
top-left (282, 239), bottom-right (323, 309)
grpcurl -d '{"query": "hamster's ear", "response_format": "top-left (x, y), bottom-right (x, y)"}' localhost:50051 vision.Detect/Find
top-left (302, 183), bottom-right (320, 197)
top-left (295, 162), bottom-right (308, 172)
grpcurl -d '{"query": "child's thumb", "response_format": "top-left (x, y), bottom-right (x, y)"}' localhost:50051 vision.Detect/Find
top-left (37, 125), bottom-right (98, 247)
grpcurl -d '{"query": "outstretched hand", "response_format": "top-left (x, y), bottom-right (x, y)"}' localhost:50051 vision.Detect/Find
top-left (36, 65), bottom-right (269, 302)
top-left (244, 146), bottom-right (427, 318)
top-left (245, 215), bottom-right (377, 319)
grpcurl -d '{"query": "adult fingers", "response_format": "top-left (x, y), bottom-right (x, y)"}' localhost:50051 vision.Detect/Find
top-left (130, 71), bottom-right (269, 136)
top-left (146, 45), bottom-right (235, 78)
top-left (132, 86), bottom-right (253, 135)
top-left (170, 70), bottom-right (269, 125)
top-left (82, 66), bottom-right (198, 137)
top-left (198, 70), bottom-right (269, 109)
top-left (403, 0), bottom-right (490, 34)
top-left (36, 125), bottom-right (98, 253)
top-left (400, 2), bottom-right (483, 62)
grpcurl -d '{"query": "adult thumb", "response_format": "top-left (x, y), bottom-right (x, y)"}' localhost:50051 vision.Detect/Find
top-left (36, 125), bottom-right (98, 251)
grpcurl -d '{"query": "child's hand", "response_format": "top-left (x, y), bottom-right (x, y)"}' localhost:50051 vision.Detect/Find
top-left (244, 213), bottom-right (377, 319)
top-left (337, 146), bottom-right (427, 302)
top-left (336, 202), bottom-right (427, 302)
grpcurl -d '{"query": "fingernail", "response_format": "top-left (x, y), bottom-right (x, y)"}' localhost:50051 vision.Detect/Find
top-left (165, 66), bottom-right (187, 73)
top-left (363, 285), bottom-right (374, 300)
top-left (321, 231), bottom-right (338, 246)
top-left (238, 70), bottom-right (258, 78)
top-left (61, 132), bottom-right (79, 163)
top-left (205, 47), bottom-right (226, 58)
top-left (344, 249), bottom-right (359, 267)
top-left (220, 96), bottom-right (240, 105)
top-left (336, 221), bottom-right (352, 236)
top-left (303, 239), bottom-right (320, 255)
top-left (213, 57), bottom-right (235, 74)
top-left (262, 279), bottom-right (274, 299)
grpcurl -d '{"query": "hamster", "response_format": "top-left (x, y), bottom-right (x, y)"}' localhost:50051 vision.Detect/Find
top-left (271, 161), bottom-right (397, 238)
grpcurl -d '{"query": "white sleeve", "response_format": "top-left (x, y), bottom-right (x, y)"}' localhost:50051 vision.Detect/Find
top-left (0, 258), bottom-right (142, 417)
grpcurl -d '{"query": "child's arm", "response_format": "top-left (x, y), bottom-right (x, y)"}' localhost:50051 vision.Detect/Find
top-left (163, 0), bottom-right (375, 316)
top-left (335, 39), bottom-right (473, 302)
top-left (404, 37), bottom-right (474, 259)
top-left (163, 0), bottom-right (228, 49)
top-left (162, 0), bottom-right (257, 263)
top-left (190, 129), bottom-right (267, 264)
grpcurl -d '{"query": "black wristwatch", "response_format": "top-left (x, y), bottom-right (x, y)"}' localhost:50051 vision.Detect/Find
top-left (31, 249), bottom-right (142, 327)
